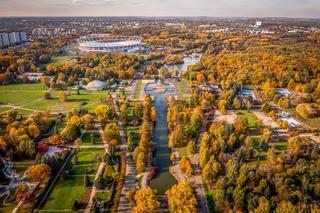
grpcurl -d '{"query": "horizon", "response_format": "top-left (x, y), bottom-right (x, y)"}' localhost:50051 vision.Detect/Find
top-left (0, 0), bottom-right (320, 19)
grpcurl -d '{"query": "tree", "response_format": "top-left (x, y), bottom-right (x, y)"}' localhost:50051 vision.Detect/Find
top-left (233, 117), bottom-right (248, 135)
top-left (218, 99), bottom-right (227, 114)
top-left (150, 106), bottom-right (157, 123)
top-left (104, 122), bottom-right (120, 143)
top-left (166, 183), bottom-right (197, 212)
top-left (0, 137), bottom-right (7, 151)
top-left (26, 163), bottom-right (51, 182)
top-left (133, 187), bottom-right (160, 212)
top-left (187, 140), bottom-right (196, 155)
top-left (28, 124), bottom-right (40, 138)
top-left (59, 91), bottom-right (67, 102)
top-left (179, 157), bottom-right (193, 176)
top-left (84, 174), bottom-right (90, 187)
top-left (136, 152), bottom-right (146, 173)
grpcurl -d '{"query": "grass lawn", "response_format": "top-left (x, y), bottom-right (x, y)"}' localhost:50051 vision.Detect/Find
top-left (24, 90), bottom-right (109, 113)
top-left (81, 130), bottom-right (103, 145)
top-left (42, 175), bottom-right (86, 210)
top-left (72, 149), bottom-right (105, 175)
top-left (178, 146), bottom-right (188, 157)
top-left (51, 56), bottom-right (76, 65)
top-left (134, 80), bottom-right (142, 99)
top-left (0, 83), bottom-right (45, 91)
top-left (176, 81), bottom-right (185, 95)
top-left (237, 110), bottom-right (258, 128)
top-left (42, 149), bottom-right (105, 211)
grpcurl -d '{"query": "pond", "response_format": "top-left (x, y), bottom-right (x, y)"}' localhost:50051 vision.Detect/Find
top-left (145, 79), bottom-right (177, 194)
top-left (165, 55), bottom-right (201, 75)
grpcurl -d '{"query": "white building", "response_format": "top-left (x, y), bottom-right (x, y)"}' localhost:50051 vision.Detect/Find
top-left (9, 32), bottom-right (21, 44)
top-left (0, 33), bottom-right (10, 47)
top-left (255, 21), bottom-right (262, 28)
top-left (20, 32), bottom-right (27, 42)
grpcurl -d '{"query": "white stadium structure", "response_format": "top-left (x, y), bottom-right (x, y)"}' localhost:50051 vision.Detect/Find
top-left (77, 34), bottom-right (143, 52)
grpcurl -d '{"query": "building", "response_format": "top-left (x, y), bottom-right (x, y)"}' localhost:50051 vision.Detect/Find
top-left (20, 32), bottom-right (27, 42)
top-left (84, 80), bottom-right (108, 91)
top-left (0, 33), bottom-right (10, 47)
top-left (9, 32), bottom-right (21, 44)
top-left (255, 21), bottom-right (262, 28)
top-left (0, 32), bottom-right (27, 48)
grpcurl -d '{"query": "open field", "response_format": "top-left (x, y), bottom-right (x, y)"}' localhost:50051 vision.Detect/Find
top-left (51, 56), bottom-right (76, 65)
top-left (42, 149), bottom-right (105, 211)
top-left (237, 110), bottom-right (258, 128)
top-left (0, 83), bottom-right (45, 106)
top-left (23, 90), bottom-right (109, 113)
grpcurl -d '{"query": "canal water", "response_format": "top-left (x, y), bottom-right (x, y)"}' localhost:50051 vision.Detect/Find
top-left (145, 80), bottom-right (177, 195)
top-left (145, 55), bottom-right (201, 194)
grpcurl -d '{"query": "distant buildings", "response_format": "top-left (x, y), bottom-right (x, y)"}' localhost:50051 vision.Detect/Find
top-left (254, 21), bottom-right (262, 28)
top-left (0, 32), bottom-right (28, 48)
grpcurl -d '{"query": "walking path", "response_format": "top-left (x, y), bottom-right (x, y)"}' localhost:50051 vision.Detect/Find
top-left (214, 110), bottom-right (236, 124)
top-left (112, 95), bottom-right (137, 213)
top-left (171, 148), bottom-right (186, 182)
top-left (84, 127), bottom-right (108, 213)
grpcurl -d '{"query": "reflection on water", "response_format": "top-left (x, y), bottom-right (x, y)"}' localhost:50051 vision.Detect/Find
top-left (165, 55), bottom-right (201, 73)
top-left (145, 79), bottom-right (177, 194)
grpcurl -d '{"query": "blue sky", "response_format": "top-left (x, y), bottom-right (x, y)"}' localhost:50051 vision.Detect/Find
top-left (0, 0), bottom-right (319, 18)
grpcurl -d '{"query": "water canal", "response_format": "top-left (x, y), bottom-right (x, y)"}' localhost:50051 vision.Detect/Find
top-left (145, 79), bottom-right (177, 194)
top-left (145, 55), bottom-right (201, 194)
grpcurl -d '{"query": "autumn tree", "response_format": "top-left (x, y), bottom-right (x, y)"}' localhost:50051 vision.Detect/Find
top-left (166, 183), bottom-right (197, 212)
top-left (26, 163), bottom-right (52, 182)
top-left (104, 122), bottom-right (120, 143)
top-left (180, 157), bottom-right (193, 176)
top-left (132, 187), bottom-right (160, 212)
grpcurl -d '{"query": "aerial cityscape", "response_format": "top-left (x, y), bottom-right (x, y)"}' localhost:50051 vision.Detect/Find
top-left (0, 1), bottom-right (320, 213)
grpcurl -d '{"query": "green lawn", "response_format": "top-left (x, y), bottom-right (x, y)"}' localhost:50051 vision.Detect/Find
top-left (51, 56), bottom-right (76, 65)
top-left (42, 176), bottom-right (86, 210)
top-left (134, 80), bottom-right (142, 99)
top-left (81, 130), bottom-right (103, 145)
top-left (23, 90), bottom-right (109, 113)
top-left (0, 83), bottom-right (45, 90)
top-left (237, 110), bottom-right (258, 128)
top-left (72, 149), bottom-right (105, 175)
top-left (42, 149), bottom-right (105, 210)
top-left (176, 81), bottom-right (185, 95)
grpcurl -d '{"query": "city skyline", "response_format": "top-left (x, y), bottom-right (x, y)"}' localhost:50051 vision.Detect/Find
top-left (0, 0), bottom-right (320, 18)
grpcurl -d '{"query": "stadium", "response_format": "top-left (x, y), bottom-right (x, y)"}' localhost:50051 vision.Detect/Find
top-left (77, 34), bottom-right (143, 52)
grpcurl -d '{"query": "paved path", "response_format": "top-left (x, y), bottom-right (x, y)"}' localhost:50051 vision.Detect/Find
top-left (171, 148), bottom-right (186, 182)
top-left (112, 96), bottom-right (138, 213)
top-left (85, 127), bottom-right (108, 213)
top-left (214, 110), bottom-right (236, 124)
top-left (190, 113), bottom-right (210, 213)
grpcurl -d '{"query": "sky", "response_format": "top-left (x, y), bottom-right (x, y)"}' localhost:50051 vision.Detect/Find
top-left (0, 0), bottom-right (319, 18)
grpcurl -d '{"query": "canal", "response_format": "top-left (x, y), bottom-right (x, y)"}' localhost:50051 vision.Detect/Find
top-left (145, 55), bottom-right (201, 194)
